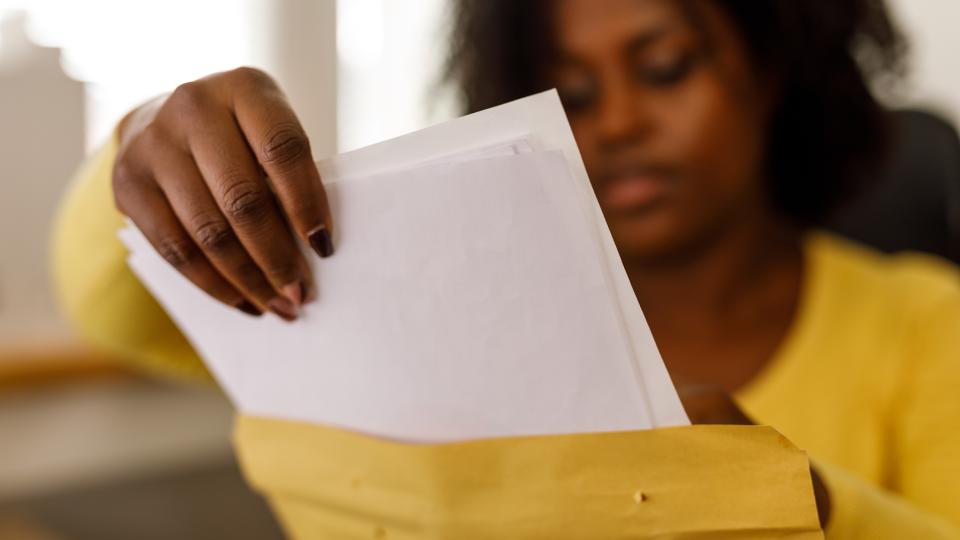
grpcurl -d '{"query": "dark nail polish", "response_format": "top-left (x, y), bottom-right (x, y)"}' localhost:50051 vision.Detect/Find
top-left (236, 300), bottom-right (262, 317)
top-left (309, 226), bottom-right (334, 258)
top-left (300, 281), bottom-right (316, 303)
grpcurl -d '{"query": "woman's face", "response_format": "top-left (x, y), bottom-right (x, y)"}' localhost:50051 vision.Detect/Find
top-left (552, 0), bottom-right (776, 262)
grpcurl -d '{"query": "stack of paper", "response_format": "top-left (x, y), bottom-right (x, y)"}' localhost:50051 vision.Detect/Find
top-left (120, 90), bottom-right (688, 443)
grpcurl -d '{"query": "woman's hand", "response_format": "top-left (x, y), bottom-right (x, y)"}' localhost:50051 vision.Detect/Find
top-left (674, 382), bottom-right (753, 425)
top-left (676, 382), bottom-right (833, 529)
top-left (113, 67), bottom-right (333, 321)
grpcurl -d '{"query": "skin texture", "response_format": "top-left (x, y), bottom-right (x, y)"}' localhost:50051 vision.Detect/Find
top-left (113, 0), bottom-right (828, 526)
top-left (114, 67), bottom-right (333, 321)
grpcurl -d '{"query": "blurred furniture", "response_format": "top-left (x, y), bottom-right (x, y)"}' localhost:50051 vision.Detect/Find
top-left (0, 346), bottom-right (129, 392)
top-left (0, 375), bottom-right (285, 540)
top-left (1, 459), bottom-right (285, 540)
top-left (828, 109), bottom-right (960, 263)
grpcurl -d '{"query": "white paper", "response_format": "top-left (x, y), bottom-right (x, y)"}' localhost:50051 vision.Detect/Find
top-left (322, 90), bottom-right (687, 428)
top-left (121, 90), bottom-right (688, 442)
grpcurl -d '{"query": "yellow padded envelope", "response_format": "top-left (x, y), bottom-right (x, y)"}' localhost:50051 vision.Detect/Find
top-left (234, 417), bottom-right (824, 539)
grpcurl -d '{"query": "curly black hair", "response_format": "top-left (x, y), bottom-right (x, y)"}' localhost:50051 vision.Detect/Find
top-left (443, 0), bottom-right (908, 225)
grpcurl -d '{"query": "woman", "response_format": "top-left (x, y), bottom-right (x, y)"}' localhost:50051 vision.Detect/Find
top-left (53, 0), bottom-right (960, 537)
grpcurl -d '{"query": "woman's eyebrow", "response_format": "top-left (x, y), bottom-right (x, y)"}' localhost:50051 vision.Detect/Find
top-left (624, 24), bottom-right (674, 54)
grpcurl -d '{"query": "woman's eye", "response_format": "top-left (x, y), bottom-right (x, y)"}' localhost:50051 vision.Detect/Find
top-left (557, 80), bottom-right (597, 113)
top-left (636, 55), bottom-right (694, 87)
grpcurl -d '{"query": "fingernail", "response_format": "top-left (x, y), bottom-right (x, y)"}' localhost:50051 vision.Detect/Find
top-left (282, 281), bottom-right (303, 306)
top-left (301, 281), bottom-right (317, 303)
top-left (308, 226), bottom-right (334, 258)
top-left (268, 297), bottom-right (298, 321)
top-left (236, 300), bottom-right (262, 317)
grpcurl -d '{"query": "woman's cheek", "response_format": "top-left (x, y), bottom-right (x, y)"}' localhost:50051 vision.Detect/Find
top-left (668, 78), bottom-right (768, 213)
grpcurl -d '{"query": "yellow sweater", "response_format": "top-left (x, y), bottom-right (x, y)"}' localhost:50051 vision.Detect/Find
top-left (53, 136), bottom-right (960, 539)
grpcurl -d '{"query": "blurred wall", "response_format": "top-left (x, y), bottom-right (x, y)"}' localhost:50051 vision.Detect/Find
top-left (0, 14), bottom-right (83, 349)
top-left (337, 0), bottom-right (452, 152)
top-left (888, 0), bottom-right (960, 122)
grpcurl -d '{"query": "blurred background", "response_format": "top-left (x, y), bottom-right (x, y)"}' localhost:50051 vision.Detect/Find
top-left (0, 1), bottom-right (956, 538)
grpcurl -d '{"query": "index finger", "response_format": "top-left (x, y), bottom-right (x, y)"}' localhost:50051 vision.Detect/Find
top-left (230, 70), bottom-right (334, 259)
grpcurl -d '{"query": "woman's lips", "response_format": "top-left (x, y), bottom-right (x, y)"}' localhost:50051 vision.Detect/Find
top-left (598, 174), bottom-right (670, 212)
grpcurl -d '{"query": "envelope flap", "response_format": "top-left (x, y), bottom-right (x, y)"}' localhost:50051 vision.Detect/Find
top-left (234, 416), bottom-right (824, 540)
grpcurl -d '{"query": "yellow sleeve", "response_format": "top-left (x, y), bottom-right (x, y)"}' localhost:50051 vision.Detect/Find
top-left (819, 461), bottom-right (960, 539)
top-left (51, 131), bottom-right (211, 381)
top-left (823, 284), bottom-right (960, 539)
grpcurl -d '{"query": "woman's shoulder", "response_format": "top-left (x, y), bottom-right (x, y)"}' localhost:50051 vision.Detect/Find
top-left (807, 231), bottom-right (960, 315)
top-left (772, 231), bottom-right (960, 411)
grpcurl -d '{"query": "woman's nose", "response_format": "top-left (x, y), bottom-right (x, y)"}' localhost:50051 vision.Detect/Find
top-left (595, 75), bottom-right (652, 148)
